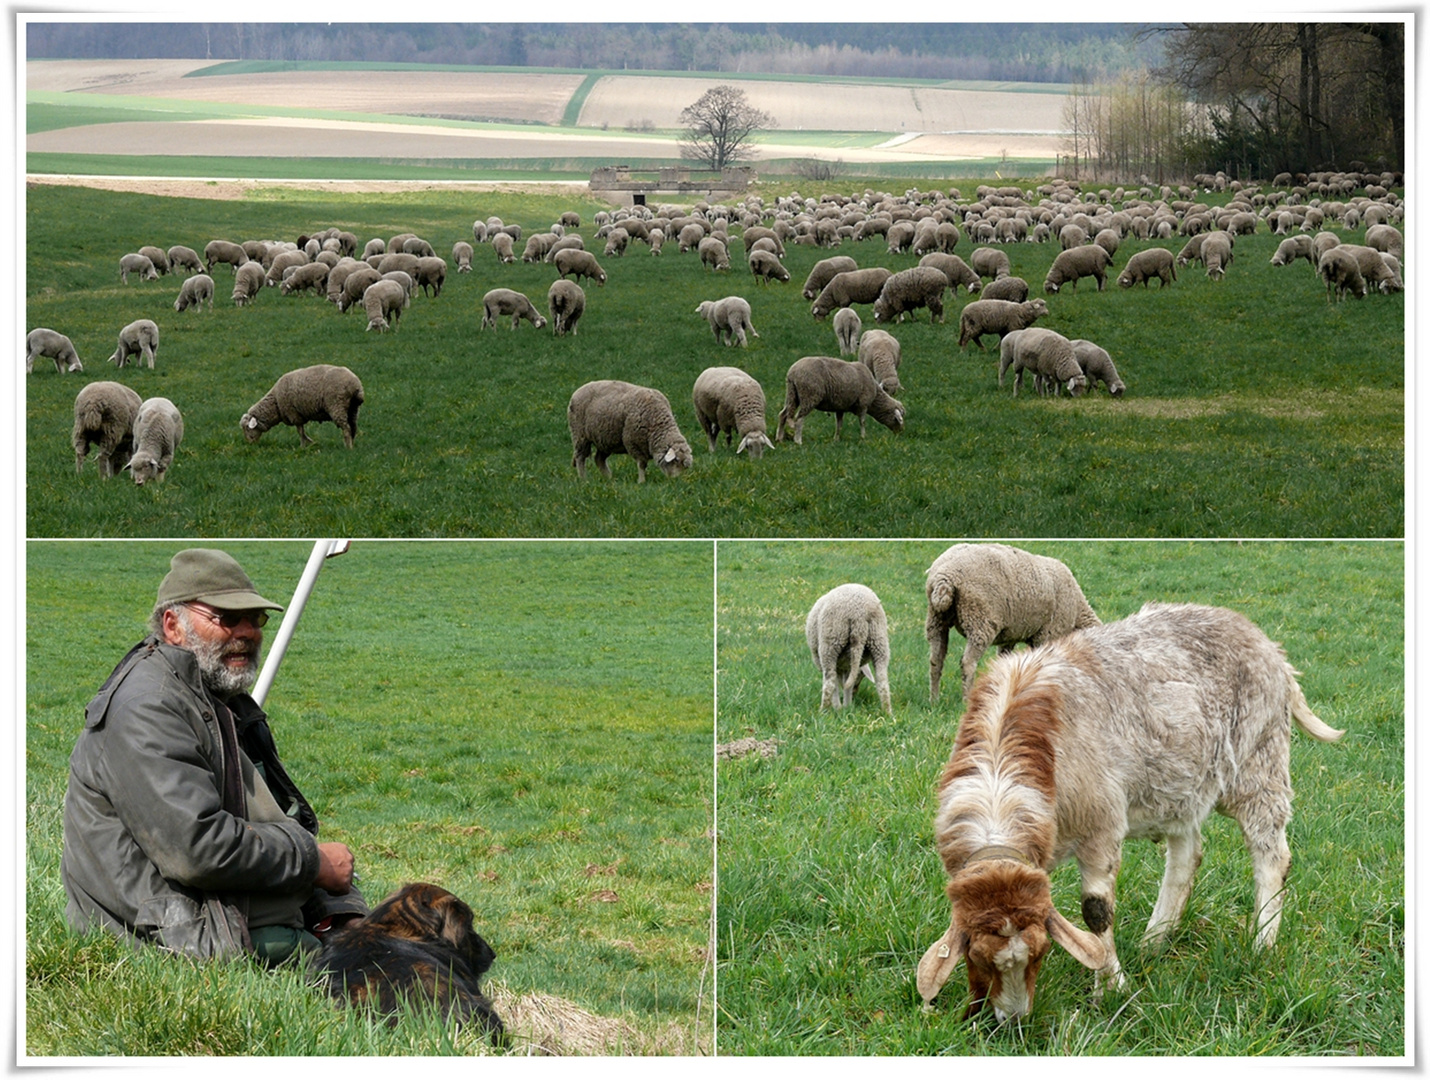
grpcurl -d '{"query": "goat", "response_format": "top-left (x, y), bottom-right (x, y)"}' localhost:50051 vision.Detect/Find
top-left (916, 602), bottom-right (1344, 1020)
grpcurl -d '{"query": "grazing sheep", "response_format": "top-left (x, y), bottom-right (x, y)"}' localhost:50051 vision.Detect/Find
top-left (231, 261), bottom-right (266, 306)
top-left (279, 262), bottom-right (329, 297)
top-left (452, 241), bottom-right (474, 273)
top-left (362, 238), bottom-right (387, 260)
top-left (363, 279), bottom-right (408, 332)
top-left (691, 365), bottom-right (774, 459)
top-left (917, 603), bottom-right (1343, 1019)
top-left (119, 253), bottom-right (158, 284)
top-left (923, 542), bottom-right (1100, 703)
top-left (547, 279), bottom-right (586, 337)
top-left (1175, 234), bottom-right (1207, 267)
top-left (873, 265), bottom-right (948, 324)
top-left (241, 364), bottom-right (364, 449)
top-left (997, 327), bottom-right (1088, 397)
top-left (108, 319), bottom-right (159, 370)
top-left (567, 379), bottom-right (693, 482)
top-left (72, 380), bottom-right (142, 477)
top-left (1043, 245), bottom-right (1112, 292)
top-left (1318, 246), bottom-right (1367, 303)
top-left (166, 245), bottom-right (203, 275)
top-left (1338, 244), bottom-right (1403, 293)
top-left (481, 288), bottom-right (547, 330)
top-left (339, 266), bottom-right (382, 313)
top-left (856, 328), bottom-right (902, 394)
top-left (204, 239), bottom-right (248, 273)
top-left (1093, 228), bottom-right (1121, 260)
top-left (1364, 223), bottom-right (1404, 264)
top-left (810, 268), bottom-right (894, 319)
top-left (775, 355), bottom-right (905, 444)
top-left (414, 256), bottom-right (447, 298)
top-left (373, 251), bottom-right (419, 277)
top-left (802, 256), bottom-right (859, 300)
top-left (648, 228), bottom-right (665, 255)
top-left (1270, 235), bottom-right (1317, 270)
top-left (834, 307), bottom-right (862, 355)
top-left (553, 248), bottom-right (607, 287)
top-left (805, 583), bottom-right (893, 714)
top-left (1069, 339), bottom-right (1126, 397)
top-left (522, 233), bottom-right (556, 263)
top-left (977, 275), bottom-right (1029, 303)
top-left (603, 227), bottom-right (630, 257)
top-left (1201, 232), bottom-right (1234, 280)
top-left (27, 328), bottom-right (83, 374)
top-left (699, 236), bottom-right (732, 272)
top-left (957, 298), bottom-right (1050, 350)
top-left (126, 396), bottom-right (184, 485)
top-left (969, 247), bottom-right (1011, 280)
top-left (137, 245), bottom-right (171, 275)
top-left (679, 223), bottom-right (708, 253)
top-left (748, 249), bottom-right (791, 284)
top-left (918, 253), bottom-right (982, 296)
top-left (1116, 247), bottom-right (1177, 288)
top-left (491, 232), bottom-right (516, 264)
top-left (265, 250), bottom-right (309, 287)
top-left (174, 273), bottom-right (215, 313)
top-left (696, 297), bottom-right (760, 347)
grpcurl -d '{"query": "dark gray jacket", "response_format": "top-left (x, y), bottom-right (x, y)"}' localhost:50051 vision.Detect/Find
top-left (62, 636), bottom-right (323, 958)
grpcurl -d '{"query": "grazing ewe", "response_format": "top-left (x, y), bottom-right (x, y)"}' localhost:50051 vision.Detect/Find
top-left (691, 366), bottom-right (774, 459)
top-left (1116, 248), bottom-right (1177, 288)
top-left (834, 307), bottom-right (862, 355)
top-left (1043, 245), bottom-right (1112, 293)
top-left (924, 542), bottom-right (1100, 702)
top-left (997, 327), bottom-right (1088, 397)
top-left (173, 274), bottom-right (214, 313)
top-left (917, 602), bottom-right (1344, 1020)
top-left (805, 583), bottom-right (893, 715)
top-left (748, 249), bottom-right (791, 284)
top-left (27, 328), bottom-right (83, 374)
top-left (72, 380), bottom-right (142, 477)
top-left (699, 237), bottom-right (732, 272)
top-left (856, 328), bottom-right (902, 394)
top-left (481, 288), bottom-right (547, 330)
top-left (1069, 339), bottom-right (1126, 397)
top-left (362, 279), bottom-right (408, 332)
top-left (204, 240), bottom-right (248, 273)
top-left (231, 261), bottom-right (266, 306)
top-left (241, 364), bottom-right (364, 449)
top-left (696, 297), bottom-right (760, 347)
top-left (775, 355), bottom-right (905, 444)
top-left (969, 247), bottom-right (1011, 280)
top-left (118, 253), bottom-right (158, 284)
top-left (802, 255), bottom-right (859, 300)
top-left (126, 396), bottom-right (184, 485)
top-left (1201, 232), bottom-right (1234, 280)
top-left (452, 241), bottom-right (474, 273)
top-left (567, 379), bottom-right (693, 482)
top-left (108, 319), bottom-right (159, 370)
top-left (810, 268), bottom-right (894, 319)
top-left (166, 245), bottom-right (203, 275)
top-left (553, 248), bottom-right (607, 286)
top-left (547, 279), bottom-right (586, 336)
top-left (1318, 247), bottom-right (1367, 303)
top-left (978, 276), bottom-right (1029, 303)
top-left (1269, 235), bottom-right (1317, 271)
top-left (873, 266), bottom-right (948, 324)
top-left (957, 298), bottom-right (1049, 350)
top-left (919, 253), bottom-right (982, 296)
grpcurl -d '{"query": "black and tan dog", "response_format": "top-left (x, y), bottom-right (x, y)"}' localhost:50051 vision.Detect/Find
top-left (317, 881), bottom-right (504, 1040)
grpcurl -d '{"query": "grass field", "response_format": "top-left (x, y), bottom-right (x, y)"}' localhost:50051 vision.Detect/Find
top-left (24, 182), bottom-right (1404, 539)
top-left (26, 540), bottom-right (715, 1056)
top-left (714, 539), bottom-right (1404, 1057)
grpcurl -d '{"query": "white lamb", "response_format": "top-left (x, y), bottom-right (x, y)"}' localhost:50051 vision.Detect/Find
top-left (805, 583), bottom-right (894, 715)
top-left (126, 397), bottom-right (184, 485)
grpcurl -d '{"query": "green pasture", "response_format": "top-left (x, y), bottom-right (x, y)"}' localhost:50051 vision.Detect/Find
top-left (26, 539), bottom-right (715, 1056)
top-left (24, 182), bottom-right (1403, 539)
top-left (715, 539), bottom-right (1404, 1057)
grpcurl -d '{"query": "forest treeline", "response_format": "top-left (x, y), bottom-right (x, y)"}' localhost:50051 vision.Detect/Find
top-left (26, 22), bottom-right (1155, 83)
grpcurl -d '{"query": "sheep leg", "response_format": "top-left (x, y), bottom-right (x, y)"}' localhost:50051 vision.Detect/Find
top-left (296, 423), bottom-right (313, 447)
top-left (595, 453), bottom-right (613, 480)
top-left (842, 638), bottom-right (866, 707)
top-left (1141, 828), bottom-right (1202, 950)
top-left (1075, 842), bottom-right (1126, 996)
top-left (871, 650), bottom-right (892, 716)
top-left (833, 412), bottom-right (844, 441)
top-left (927, 617), bottom-right (950, 704)
top-left (959, 627), bottom-right (992, 695)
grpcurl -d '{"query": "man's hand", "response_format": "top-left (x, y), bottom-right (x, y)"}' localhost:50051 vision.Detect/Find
top-left (315, 842), bottom-right (355, 894)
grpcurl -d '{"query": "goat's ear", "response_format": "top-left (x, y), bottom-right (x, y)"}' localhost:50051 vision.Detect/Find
top-left (1048, 908), bottom-right (1106, 971)
top-left (916, 920), bottom-right (964, 1004)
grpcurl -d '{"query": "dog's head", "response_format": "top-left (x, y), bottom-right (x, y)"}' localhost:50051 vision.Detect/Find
top-left (364, 882), bottom-right (497, 976)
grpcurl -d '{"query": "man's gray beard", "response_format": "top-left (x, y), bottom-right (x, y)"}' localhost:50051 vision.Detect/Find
top-left (174, 608), bottom-right (261, 697)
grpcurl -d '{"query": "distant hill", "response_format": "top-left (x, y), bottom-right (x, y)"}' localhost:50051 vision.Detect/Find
top-left (25, 22), bottom-right (1158, 84)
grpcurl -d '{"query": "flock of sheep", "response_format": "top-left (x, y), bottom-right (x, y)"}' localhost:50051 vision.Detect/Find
top-left (29, 167), bottom-right (1403, 487)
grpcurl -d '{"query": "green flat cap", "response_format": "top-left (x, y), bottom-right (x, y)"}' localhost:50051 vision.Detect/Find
top-left (156, 549), bottom-right (285, 611)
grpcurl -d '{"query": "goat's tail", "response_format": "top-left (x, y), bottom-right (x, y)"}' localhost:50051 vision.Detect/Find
top-left (1287, 663), bottom-right (1345, 742)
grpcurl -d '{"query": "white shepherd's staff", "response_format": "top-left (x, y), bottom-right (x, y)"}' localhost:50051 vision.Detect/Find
top-left (252, 540), bottom-right (351, 707)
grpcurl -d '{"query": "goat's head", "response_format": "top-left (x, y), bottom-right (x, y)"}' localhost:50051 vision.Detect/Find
top-left (917, 860), bottom-right (1105, 1021)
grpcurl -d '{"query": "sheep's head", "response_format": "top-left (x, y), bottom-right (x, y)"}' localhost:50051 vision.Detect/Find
top-left (240, 413), bottom-right (268, 443)
top-left (917, 861), bottom-right (1105, 1021)
top-left (658, 441), bottom-right (694, 478)
top-left (127, 451), bottom-right (162, 486)
top-left (736, 432), bottom-right (774, 460)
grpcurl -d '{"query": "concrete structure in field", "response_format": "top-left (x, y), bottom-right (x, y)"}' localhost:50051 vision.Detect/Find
top-left (589, 164), bottom-right (753, 206)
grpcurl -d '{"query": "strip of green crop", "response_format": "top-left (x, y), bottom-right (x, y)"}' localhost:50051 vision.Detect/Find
top-left (562, 73), bottom-right (602, 127)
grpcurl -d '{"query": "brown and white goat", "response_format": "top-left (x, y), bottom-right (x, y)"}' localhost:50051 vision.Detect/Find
top-left (916, 602), bottom-right (1344, 1020)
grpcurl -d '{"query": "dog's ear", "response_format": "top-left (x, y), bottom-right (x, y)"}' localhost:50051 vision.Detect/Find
top-left (431, 889), bottom-right (477, 950)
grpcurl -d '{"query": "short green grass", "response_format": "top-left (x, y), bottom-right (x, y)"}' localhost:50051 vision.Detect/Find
top-left (715, 539), bottom-right (1404, 1056)
top-left (24, 181), bottom-right (1403, 538)
top-left (26, 540), bottom-right (715, 1056)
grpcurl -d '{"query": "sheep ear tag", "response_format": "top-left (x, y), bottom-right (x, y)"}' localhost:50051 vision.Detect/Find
top-left (916, 921), bottom-right (963, 1005)
top-left (663, 447), bottom-right (678, 463)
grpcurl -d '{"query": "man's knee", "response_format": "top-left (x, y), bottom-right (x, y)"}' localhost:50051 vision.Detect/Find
top-left (249, 924), bottom-right (321, 967)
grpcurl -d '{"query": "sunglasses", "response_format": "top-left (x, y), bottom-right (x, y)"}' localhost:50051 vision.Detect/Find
top-left (184, 603), bottom-right (270, 630)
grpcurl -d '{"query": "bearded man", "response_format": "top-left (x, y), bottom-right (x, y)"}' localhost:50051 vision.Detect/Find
top-left (61, 548), bottom-right (366, 965)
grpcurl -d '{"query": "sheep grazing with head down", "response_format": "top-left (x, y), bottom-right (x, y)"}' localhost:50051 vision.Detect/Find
top-left (748, 249), bottom-right (791, 285)
top-left (1116, 248), bottom-right (1177, 288)
top-left (118, 253), bottom-right (158, 284)
top-left (998, 327), bottom-right (1088, 398)
top-left (775, 355), bottom-right (905, 445)
top-left (27, 328), bottom-right (83, 374)
top-left (805, 583), bottom-right (893, 715)
top-left (231, 262), bottom-right (266, 307)
top-left (802, 255), bottom-right (859, 300)
top-left (917, 602), bottom-right (1344, 1020)
top-left (362, 279), bottom-right (408, 332)
top-left (692, 366), bottom-right (774, 460)
top-left (241, 364), bottom-right (364, 450)
top-left (873, 266), bottom-right (948, 324)
top-left (554, 248), bottom-right (607, 287)
top-left (547, 279), bottom-right (586, 337)
top-left (834, 307), bottom-right (862, 355)
top-left (167, 245), bottom-right (203, 276)
top-left (567, 379), bottom-right (693, 483)
top-left (1318, 247), bottom-right (1367, 303)
top-left (856, 329), bottom-right (902, 394)
top-left (1043, 245), bottom-right (1112, 293)
top-left (126, 396), bottom-right (184, 486)
top-left (1270, 235), bottom-right (1317, 271)
top-left (481, 288), bottom-right (547, 330)
top-left (919, 253), bottom-right (982, 296)
top-left (810, 268), bottom-right (894, 319)
top-left (924, 542), bottom-right (1100, 703)
top-left (72, 380), bottom-right (142, 477)
top-left (696, 297), bottom-right (759, 347)
top-left (452, 241), bottom-right (474, 273)
top-left (108, 319), bottom-right (160, 370)
top-left (1069, 339), bottom-right (1126, 397)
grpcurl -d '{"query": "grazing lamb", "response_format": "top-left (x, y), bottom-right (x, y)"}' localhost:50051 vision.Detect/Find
top-left (873, 266), bottom-right (948, 324)
top-left (691, 366), bottom-right (774, 459)
top-left (491, 232), bottom-right (515, 264)
top-left (553, 248), bottom-right (607, 286)
top-left (1201, 232), bottom-right (1234, 280)
top-left (1116, 248), bottom-right (1177, 288)
top-left (1364, 223), bottom-right (1404, 264)
top-left (699, 237), bottom-right (732, 272)
top-left (72, 380), bottom-right (142, 477)
top-left (339, 267), bottom-right (382, 313)
top-left (1069, 339), bottom-right (1126, 397)
top-left (1043, 245), bottom-right (1112, 292)
top-left (998, 327), bottom-right (1088, 397)
top-left (917, 603), bottom-right (1344, 1020)
top-left (362, 279), bottom-right (408, 332)
top-left (204, 239), bottom-right (248, 273)
top-left (603, 227), bottom-right (630, 257)
top-left (126, 396), bottom-right (184, 485)
top-left (27, 328), bottom-right (83, 374)
top-left (1338, 244), bottom-right (1403, 293)
top-left (172, 273), bottom-right (214, 314)
top-left (1270, 235), bottom-right (1317, 270)
top-left (748, 249), bottom-right (791, 284)
top-left (241, 364), bottom-right (364, 449)
top-left (481, 289), bottom-right (547, 330)
top-left (696, 297), bottom-right (760, 347)
top-left (118, 253), bottom-right (158, 284)
top-left (547, 279), bottom-right (586, 337)
top-left (280, 262), bottom-right (329, 297)
top-left (969, 247), bottom-right (1011, 280)
top-left (856, 328), bottom-right (902, 394)
top-left (231, 261), bottom-right (266, 306)
top-left (924, 542), bottom-right (1099, 703)
top-left (810, 268), bottom-right (894, 319)
top-left (834, 307), bottom-right (862, 355)
top-left (137, 245), bottom-right (171, 275)
top-left (166, 245), bottom-right (203, 275)
top-left (978, 276), bottom-right (1029, 303)
top-left (802, 255), bottom-right (859, 300)
top-left (567, 379), bottom-right (693, 482)
top-left (452, 241), bottom-right (474, 273)
top-left (108, 319), bottom-right (159, 370)
top-left (413, 256), bottom-right (447, 298)
top-left (1318, 247), bottom-right (1367, 303)
top-left (919, 253), bottom-right (982, 296)
top-left (805, 583), bottom-right (893, 715)
top-left (775, 355), bottom-right (905, 444)
top-left (957, 298), bottom-right (1049, 350)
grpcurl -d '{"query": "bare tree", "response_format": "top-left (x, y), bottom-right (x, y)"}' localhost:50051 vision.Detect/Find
top-left (677, 85), bottom-right (775, 170)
